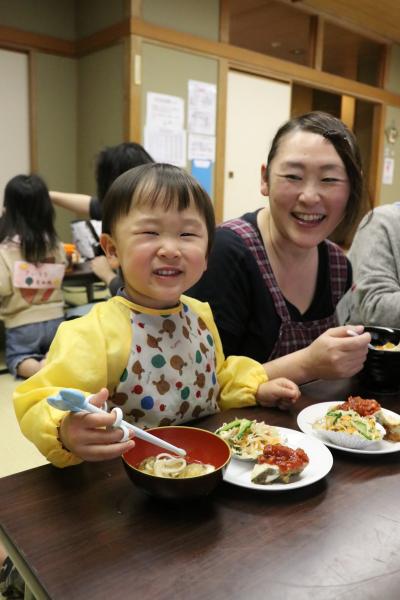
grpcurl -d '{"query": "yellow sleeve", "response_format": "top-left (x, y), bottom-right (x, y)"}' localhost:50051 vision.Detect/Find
top-left (13, 299), bottom-right (132, 468)
top-left (182, 295), bottom-right (268, 411)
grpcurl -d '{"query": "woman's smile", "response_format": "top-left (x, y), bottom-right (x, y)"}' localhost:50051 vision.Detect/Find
top-left (291, 211), bottom-right (326, 226)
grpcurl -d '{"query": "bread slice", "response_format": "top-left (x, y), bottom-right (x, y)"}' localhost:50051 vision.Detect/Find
top-left (376, 410), bottom-right (400, 442)
top-left (251, 463), bottom-right (280, 484)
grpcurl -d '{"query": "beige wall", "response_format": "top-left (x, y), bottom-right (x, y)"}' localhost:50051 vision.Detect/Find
top-left (36, 52), bottom-right (77, 241)
top-left (380, 44), bottom-right (400, 205)
top-left (143, 0), bottom-right (220, 41)
top-left (0, 49), bottom-right (30, 205)
top-left (0, 0), bottom-right (75, 39)
top-left (77, 43), bottom-right (125, 198)
top-left (76, 0), bottom-right (126, 38)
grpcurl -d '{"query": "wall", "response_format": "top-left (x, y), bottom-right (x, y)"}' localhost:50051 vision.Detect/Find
top-left (0, 1), bottom-right (125, 240)
top-left (36, 52), bottom-right (77, 241)
top-left (380, 44), bottom-right (400, 205)
top-left (141, 42), bottom-right (218, 198)
top-left (77, 43), bottom-right (125, 198)
top-left (0, 49), bottom-right (30, 205)
top-left (0, 0), bottom-right (75, 38)
top-left (142, 0), bottom-right (220, 40)
top-left (76, 0), bottom-right (125, 38)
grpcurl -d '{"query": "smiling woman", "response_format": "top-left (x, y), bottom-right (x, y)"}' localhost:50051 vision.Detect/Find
top-left (187, 111), bottom-right (371, 385)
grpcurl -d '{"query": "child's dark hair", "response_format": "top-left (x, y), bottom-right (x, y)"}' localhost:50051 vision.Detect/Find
top-left (265, 111), bottom-right (364, 234)
top-left (96, 142), bottom-right (154, 202)
top-left (0, 174), bottom-right (58, 263)
top-left (102, 163), bottom-right (215, 255)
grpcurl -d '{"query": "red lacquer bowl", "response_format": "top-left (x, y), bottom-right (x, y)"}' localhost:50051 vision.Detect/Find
top-left (122, 426), bottom-right (231, 500)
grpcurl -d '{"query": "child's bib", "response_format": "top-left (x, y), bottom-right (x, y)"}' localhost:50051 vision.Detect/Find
top-left (109, 302), bottom-right (220, 429)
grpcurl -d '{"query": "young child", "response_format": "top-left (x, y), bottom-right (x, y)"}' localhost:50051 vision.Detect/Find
top-left (14, 164), bottom-right (299, 468)
top-left (0, 174), bottom-right (66, 378)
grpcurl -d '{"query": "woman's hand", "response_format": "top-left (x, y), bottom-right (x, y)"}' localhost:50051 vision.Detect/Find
top-left (303, 325), bottom-right (371, 381)
top-left (59, 388), bottom-right (135, 461)
top-left (256, 377), bottom-right (300, 410)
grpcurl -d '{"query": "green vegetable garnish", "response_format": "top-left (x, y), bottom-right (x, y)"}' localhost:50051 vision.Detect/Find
top-left (215, 418), bottom-right (253, 440)
top-left (215, 419), bottom-right (243, 434)
top-left (236, 419), bottom-right (252, 439)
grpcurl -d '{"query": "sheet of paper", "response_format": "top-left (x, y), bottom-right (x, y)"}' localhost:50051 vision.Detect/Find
top-left (146, 92), bottom-right (184, 131)
top-left (70, 220), bottom-right (101, 260)
top-left (144, 127), bottom-right (187, 167)
top-left (188, 80), bottom-right (217, 135)
top-left (188, 133), bottom-right (216, 162)
top-left (382, 157), bottom-right (395, 185)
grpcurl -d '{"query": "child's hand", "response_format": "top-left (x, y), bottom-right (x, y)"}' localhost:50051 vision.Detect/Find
top-left (59, 388), bottom-right (135, 461)
top-left (256, 378), bottom-right (300, 410)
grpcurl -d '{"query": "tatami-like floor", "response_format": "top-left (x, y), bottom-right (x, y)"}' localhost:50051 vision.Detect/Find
top-left (0, 372), bottom-right (47, 479)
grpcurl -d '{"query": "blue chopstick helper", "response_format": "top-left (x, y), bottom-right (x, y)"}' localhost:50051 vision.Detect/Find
top-left (47, 389), bottom-right (186, 456)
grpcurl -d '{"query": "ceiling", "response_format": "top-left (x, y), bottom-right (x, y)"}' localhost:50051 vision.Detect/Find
top-left (283, 0), bottom-right (400, 44)
top-left (229, 0), bottom-right (400, 45)
top-left (229, 0), bottom-right (394, 84)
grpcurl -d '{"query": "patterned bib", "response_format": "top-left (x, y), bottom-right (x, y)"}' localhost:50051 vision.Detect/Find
top-left (108, 302), bottom-right (220, 429)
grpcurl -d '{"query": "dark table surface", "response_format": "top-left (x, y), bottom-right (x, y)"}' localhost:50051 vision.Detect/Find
top-left (63, 262), bottom-right (100, 304)
top-left (1, 378), bottom-right (400, 600)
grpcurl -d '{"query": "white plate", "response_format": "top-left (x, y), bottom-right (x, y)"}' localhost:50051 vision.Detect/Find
top-left (223, 427), bottom-right (333, 491)
top-left (297, 402), bottom-right (400, 455)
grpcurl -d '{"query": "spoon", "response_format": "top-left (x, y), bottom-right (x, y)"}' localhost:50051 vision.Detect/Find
top-left (346, 329), bottom-right (375, 350)
top-left (47, 388), bottom-right (186, 457)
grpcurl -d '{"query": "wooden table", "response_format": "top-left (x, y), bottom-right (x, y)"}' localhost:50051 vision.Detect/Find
top-left (63, 262), bottom-right (100, 304)
top-left (1, 378), bottom-right (400, 600)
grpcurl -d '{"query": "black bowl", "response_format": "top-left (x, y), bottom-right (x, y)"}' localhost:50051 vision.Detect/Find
top-left (360, 326), bottom-right (400, 391)
top-left (122, 426), bottom-right (231, 500)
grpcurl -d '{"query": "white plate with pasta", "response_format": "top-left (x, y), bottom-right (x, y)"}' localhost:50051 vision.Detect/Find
top-left (223, 427), bottom-right (333, 491)
top-left (215, 417), bottom-right (284, 460)
top-left (297, 402), bottom-right (400, 455)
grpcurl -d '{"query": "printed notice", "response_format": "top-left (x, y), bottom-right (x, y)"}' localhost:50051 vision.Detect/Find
top-left (188, 80), bottom-right (217, 136)
top-left (144, 127), bottom-right (186, 167)
top-left (146, 92), bottom-right (184, 131)
top-left (188, 133), bottom-right (216, 162)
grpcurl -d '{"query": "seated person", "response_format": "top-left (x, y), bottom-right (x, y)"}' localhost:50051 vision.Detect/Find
top-left (339, 203), bottom-right (400, 327)
top-left (14, 164), bottom-right (300, 469)
top-left (0, 174), bottom-right (66, 378)
top-left (187, 111), bottom-right (371, 384)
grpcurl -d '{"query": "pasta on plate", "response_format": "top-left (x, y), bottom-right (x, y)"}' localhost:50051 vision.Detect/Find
top-left (215, 418), bottom-right (283, 460)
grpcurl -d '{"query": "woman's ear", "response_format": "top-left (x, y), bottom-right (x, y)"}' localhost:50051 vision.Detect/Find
top-left (260, 164), bottom-right (269, 197)
top-left (100, 233), bottom-right (119, 269)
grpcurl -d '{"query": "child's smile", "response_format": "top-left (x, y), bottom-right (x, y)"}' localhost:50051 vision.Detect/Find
top-left (102, 203), bottom-right (209, 309)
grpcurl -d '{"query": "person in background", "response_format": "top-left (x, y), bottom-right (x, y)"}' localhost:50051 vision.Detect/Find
top-left (50, 142), bottom-right (154, 295)
top-left (14, 163), bottom-right (299, 469)
top-left (338, 203), bottom-right (400, 326)
top-left (0, 174), bottom-right (66, 379)
top-left (188, 111), bottom-right (371, 384)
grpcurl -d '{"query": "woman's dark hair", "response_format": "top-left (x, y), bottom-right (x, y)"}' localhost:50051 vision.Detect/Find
top-left (102, 163), bottom-right (215, 256)
top-left (265, 111), bottom-right (364, 234)
top-left (96, 142), bottom-right (154, 202)
top-left (0, 174), bottom-right (58, 263)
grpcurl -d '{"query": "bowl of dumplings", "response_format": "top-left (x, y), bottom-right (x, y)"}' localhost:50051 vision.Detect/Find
top-left (122, 426), bottom-right (231, 500)
top-left (361, 326), bottom-right (400, 391)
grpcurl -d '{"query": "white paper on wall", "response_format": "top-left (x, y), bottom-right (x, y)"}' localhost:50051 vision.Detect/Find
top-left (383, 157), bottom-right (395, 185)
top-left (146, 92), bottom-right (184, 131)
top-left (188, 133), bottom-right (215, 162)
top-left (188, 80), bottom-right (217, 136)
top-left (144, 127), bottom-right (187, 167)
